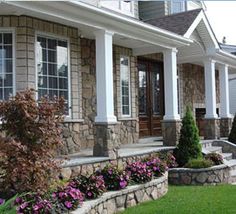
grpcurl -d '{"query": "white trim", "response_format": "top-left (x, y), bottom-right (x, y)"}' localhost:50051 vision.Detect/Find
top-left (120, 55), bottom-right (131, 118)
top-left (0, 28), bottom-right (16, 98)
top-left (35, 31), bottom-right (72, 118)
top-left (184, 11), bottom-right (219, 49)
top-left (5, 1), bottom-right (192, 48)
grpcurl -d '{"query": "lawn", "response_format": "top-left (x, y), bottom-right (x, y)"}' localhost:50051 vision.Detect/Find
top-left (121, 185), bottom-right (236, 214)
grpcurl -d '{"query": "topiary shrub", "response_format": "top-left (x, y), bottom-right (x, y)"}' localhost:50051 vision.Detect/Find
top-left (174, 106), bottom-right (202, 167)
top-left (0, 89), bottom-right (65, 197)
top-left (229, 114), bottom-right (236, 144)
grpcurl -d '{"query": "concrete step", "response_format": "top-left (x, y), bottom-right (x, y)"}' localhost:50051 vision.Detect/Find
top-left (226, 159), bottom-right (236, 170)
top-left (221, 153), bottom-right (233, 161)
top-left (204, 146), bottom-right (222, 153)
top-left (230, 169), bottom-right (236, 183)
top-left (201, 140), bottom-right (213, 148)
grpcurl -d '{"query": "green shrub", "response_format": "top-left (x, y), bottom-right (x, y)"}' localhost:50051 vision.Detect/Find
top-left (229, 114), bottom-right (236, 144)
top-left (185, 159), bottom-right (213, 169)
top-left (174, 106), bottom-right (202, 166)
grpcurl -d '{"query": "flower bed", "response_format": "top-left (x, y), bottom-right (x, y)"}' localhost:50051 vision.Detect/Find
top-left (0, 152), bottom-right (175, 214)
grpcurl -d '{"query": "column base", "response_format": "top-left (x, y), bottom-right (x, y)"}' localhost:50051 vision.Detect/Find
top-left (220, 118), bottom-right (233, 137)
top-left (204, 118), bottom-right (220, 139)
top-left (93, 123), bottom-right (120, 159)
top-left (162, 120), bottom-right (181, 146)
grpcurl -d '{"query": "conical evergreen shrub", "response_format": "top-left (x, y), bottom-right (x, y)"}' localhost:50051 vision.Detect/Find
top-left (229, 114), bottom-right (236, 144)
top-left (174, 107), bottom-right (202, 166)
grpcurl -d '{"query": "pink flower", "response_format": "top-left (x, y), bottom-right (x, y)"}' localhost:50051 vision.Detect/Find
top-left (64, 201), bottom-right (72, 209)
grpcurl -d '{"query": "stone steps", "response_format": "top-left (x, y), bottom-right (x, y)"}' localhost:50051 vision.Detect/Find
top-left (201, 140), bottom-right (236, 184)
top-left (221, 153), bottom-right (233, 161)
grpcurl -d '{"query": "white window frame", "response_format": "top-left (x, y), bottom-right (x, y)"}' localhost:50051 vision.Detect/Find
top-left (100, 0), bottom-right (135, 17)
top-left (0, 28), bottom-right (16, 99)
top-left (120, 55), bottom-right (131, 117)
top-left (35, 31), bottom-right (71, 118)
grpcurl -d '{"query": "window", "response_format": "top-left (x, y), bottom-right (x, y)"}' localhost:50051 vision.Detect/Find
top-left (0, 32), bottom-right (14, 100)
top-left (100, 0), bottom-right (134, 16)
top-left (120, 56), bottom-right (131, 117)
top-left (36, 35), bottom-right (70, 115)
top-left (171, 1), bottom-right (186, 14)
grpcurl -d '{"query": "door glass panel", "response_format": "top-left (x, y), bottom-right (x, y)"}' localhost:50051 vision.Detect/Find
top-left (152, 67), bottom-right (161, 115)
top-left (138, 64), bottom-right (147, 115)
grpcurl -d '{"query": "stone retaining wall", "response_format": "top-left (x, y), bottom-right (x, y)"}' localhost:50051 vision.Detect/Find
top-left (72, 173), bottom-right (168, 214)
top-left (168, 165), bottom-right (230, 185)
top-left (60, 148), bottom-right (173, 180)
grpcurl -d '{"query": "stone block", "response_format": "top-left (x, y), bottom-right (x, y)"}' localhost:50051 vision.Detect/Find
top-left (220, 118), bottom-right (233, 137)
top-left (204, 118), bottom-right (220, 139)
top-left (162, 120), bottom-right (181, 146)
top-left (60, 167), bottom-right (72, 180)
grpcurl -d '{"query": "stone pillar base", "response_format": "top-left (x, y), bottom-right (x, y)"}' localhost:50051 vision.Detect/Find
top-left (204, 118), bottom-right (220, 139)
top-left (162, 120), bottom-right (181, 146)
top-left (220, 118), bottom-right (233, 137)
top-left (93, 123), bottom-right (120, 159)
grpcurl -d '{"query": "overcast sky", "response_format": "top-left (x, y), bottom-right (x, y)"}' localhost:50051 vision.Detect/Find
top-left (205, 1), bottom-right (236, 45)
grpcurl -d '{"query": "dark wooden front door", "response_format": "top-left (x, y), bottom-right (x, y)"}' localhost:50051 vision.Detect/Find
top-left (138, 60), bottom-right (164, 137)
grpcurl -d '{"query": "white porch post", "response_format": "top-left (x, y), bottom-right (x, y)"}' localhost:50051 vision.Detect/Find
top-left (162, 48), bottom-right (181, 146)
top-left (163, 48), bottom-right (180, 120)
top-left (219, 64), bottom-right (230, 118)
top-left (94, 29), bottom-right (117, 124)
top-left (219, 64), bottom-right (233, 137)
top-left (204, 58), bottom-right (219, 139)
top-left (204, 59), bottom-right (218, 119)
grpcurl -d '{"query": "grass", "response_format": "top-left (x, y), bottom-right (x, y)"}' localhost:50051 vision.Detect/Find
top-left (121, 185), bottom-right (236, 214)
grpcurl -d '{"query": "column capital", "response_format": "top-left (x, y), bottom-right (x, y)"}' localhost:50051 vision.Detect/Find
top-left (203, 57), bottom-right (216, 64)
top-left (94, 29), bottom-right (114, 37)
top-left (163, 48), bottom-right (178, 54)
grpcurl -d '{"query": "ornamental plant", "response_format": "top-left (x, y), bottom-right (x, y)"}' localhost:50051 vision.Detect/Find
top-left (14, 193), bottom-right (52, 214)
top-left (174, 106), bottom-right (202, 167)
top-left (146, 157), bottom-right (168, 177)
top-left (97, 164), bottom-right (129, 191)
top-left (229, 114), bottom-right (236, 144)
top-left (205, 152), bottom-right (223, 165)
top-left (52, 185), bottom-right (84, 212)
top-left (0, 89), bottom-right (65, 196)
top-left (70, 174), bottom-right (106, 200)
top-left (125, 161), bottom-right (152, 184)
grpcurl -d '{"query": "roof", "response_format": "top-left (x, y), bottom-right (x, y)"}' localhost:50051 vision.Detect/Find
top-left (145, 9), bottom-right (202, 36)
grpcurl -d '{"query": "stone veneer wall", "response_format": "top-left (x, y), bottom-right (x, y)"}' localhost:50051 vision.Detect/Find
top-left (79, 39), bottom-right (139, 150)
top-left (179, 63), bottom-right (220, 117)
top-left (0, 15), bottom-right (83, 154)
top-left (168, 165), bottom-right (230, 185)
top-left (72, 174), bottom-right (168, 214)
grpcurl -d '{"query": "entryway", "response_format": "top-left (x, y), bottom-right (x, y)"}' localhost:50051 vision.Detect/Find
top-left (138, 59), bottom-right (164, 138)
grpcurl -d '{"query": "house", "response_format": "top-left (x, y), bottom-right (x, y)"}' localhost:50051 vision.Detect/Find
top-left (0, 1), bottom-right (235, 158)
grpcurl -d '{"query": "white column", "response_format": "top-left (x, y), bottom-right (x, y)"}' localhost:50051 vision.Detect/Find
top-left (94, 29), bottom-right (117, 123)
top-left (219, 64), bottom-right (231, 118)
top-left (204, 58), bottom-right (218, 118)
top-left (163, 48), bottom-right (180, 120)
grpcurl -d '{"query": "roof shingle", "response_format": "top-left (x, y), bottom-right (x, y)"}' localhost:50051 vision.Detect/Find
top-left (145, 9), bottom-right (202, 36)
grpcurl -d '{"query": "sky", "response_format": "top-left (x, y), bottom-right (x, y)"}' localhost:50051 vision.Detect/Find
top-left (205, 1), bottom-right (236, 45)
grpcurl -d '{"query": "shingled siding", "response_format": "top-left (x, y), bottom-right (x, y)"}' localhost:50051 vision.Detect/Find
top-left (178, 63), bottom-right (220, 117)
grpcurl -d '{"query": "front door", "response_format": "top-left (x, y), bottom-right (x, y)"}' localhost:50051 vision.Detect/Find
top-left (138, 60), bottom-right (164, 137)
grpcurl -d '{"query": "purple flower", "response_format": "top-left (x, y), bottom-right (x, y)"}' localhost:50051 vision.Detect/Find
top-left (20, 202), bottom-right (28, 209)
top-left (119, 180), bottom-right (127, 189)
top-left (64, 201), bottom-right (72, 209)
top-left (87, 192), bottom-right (92, 197)
top-left (0, 198), bottom-right (5, 205)
top-left (15, 197), bottom-right (22, 204)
